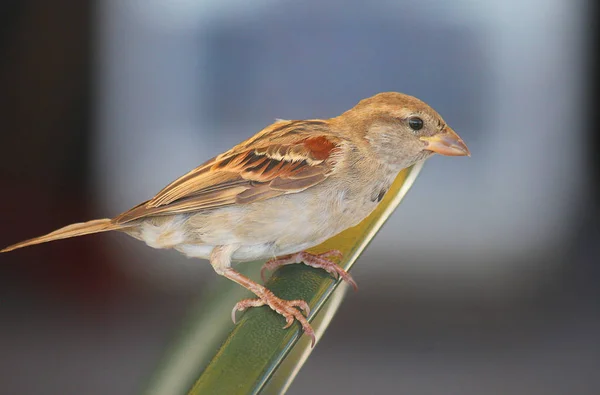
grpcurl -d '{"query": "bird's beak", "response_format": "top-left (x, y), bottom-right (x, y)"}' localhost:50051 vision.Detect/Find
top-left (419, 127), bottom-right (470, 157)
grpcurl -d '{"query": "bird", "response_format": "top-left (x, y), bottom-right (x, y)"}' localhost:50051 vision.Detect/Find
top-left (1, 92), bottom-right (469, 346)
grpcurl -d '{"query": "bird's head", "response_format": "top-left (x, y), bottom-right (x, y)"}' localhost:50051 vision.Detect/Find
top-left (337, 92), bottom-right (470, 169)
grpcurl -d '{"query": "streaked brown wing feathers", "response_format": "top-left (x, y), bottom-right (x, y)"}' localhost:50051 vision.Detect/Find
top-left (113, 123), bottom-right (340, 224)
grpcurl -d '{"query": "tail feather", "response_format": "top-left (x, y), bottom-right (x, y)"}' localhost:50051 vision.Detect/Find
top-left (1, 219), bottom-right (123, 253)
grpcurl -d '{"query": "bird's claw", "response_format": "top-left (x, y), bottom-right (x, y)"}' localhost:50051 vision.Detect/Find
top-left (231, 298), bottom-right (265, 324)
top-left (231, 293), bottom-right (315, 347)
top-left (260, 250), bottom-right (357, 291)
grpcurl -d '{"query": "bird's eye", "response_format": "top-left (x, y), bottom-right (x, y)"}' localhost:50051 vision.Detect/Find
top-left (408, 117), bottom-right (424, 131)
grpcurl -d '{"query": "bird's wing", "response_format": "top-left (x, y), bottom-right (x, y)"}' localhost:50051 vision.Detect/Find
top-left (113, 120), bottom-right (343, 224)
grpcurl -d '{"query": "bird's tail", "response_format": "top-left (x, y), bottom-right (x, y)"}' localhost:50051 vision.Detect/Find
top-left (1, 219), bottom-right (125, 253)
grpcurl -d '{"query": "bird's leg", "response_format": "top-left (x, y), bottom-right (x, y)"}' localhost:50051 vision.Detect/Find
top-left (260, 250), bottom-right (358, 291)
top-left (210, 245), bottom-right (316, 346)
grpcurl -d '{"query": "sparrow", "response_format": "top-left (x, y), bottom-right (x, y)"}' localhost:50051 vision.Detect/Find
top-left (1, 92), bottom-right (469, 346)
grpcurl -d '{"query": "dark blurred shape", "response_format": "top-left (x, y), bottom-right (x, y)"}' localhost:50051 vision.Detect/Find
top-left (0, 0), bottom-right (117, 297)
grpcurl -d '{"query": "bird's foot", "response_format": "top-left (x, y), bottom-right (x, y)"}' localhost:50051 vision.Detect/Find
top-left (232, 291), bottom-right (315, 346)
top-left (261, 250), bottom-right (358, 291)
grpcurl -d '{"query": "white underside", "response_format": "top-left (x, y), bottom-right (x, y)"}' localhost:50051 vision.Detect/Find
top-left (137, 220), bottom-right (315, 262)
top-left (174, 243), bottom-right (278, 261)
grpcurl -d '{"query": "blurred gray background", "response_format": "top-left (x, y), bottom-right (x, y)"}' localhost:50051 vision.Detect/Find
top-left (0, 0), bottom-right (596, 394)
